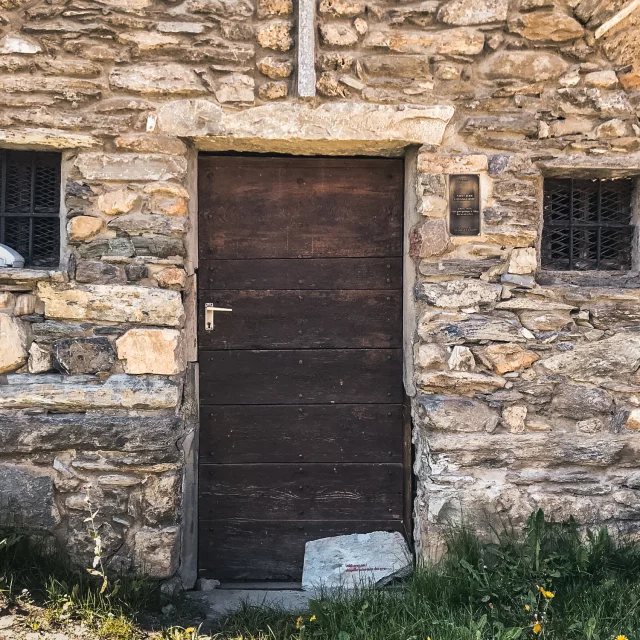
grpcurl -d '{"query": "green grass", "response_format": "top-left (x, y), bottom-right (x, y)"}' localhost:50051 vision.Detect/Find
top-left (0, 527), bottom-right (160, 638)
top-left (212, 511), bottom-right (640, 640)
top-left (4, 511), bottom-right (640, 639)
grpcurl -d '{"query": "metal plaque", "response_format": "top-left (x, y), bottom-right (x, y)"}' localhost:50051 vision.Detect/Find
top-left (449, 174), bottom-right (480, 236)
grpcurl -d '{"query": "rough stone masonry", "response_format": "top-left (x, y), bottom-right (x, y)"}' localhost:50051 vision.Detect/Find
top-left (0, 0), bottom-right (639, 580)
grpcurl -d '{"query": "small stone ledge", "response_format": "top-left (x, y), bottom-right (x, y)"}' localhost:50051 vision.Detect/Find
top-left (0, 268), bottom-right (67, 291)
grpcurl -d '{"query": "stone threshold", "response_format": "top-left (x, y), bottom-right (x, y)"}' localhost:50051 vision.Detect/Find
top-left (189, 587), bottom-right (315, 620)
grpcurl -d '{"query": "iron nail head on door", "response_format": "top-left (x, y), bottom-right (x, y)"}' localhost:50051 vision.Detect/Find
top-left (205, 303), bottom-right (232, 331)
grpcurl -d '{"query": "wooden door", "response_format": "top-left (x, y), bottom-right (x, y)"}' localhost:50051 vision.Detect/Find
top-left (197, 156), bottom-right (405, 582)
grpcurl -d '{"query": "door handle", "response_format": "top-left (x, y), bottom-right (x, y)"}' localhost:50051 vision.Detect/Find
top-left (205, 303), bottom-right (232, 331)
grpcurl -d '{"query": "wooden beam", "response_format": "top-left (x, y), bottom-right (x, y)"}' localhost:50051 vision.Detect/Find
top-left (595, 0), bottom-right (640, 39)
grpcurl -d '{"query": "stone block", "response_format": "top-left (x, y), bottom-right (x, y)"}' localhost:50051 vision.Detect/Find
top-left (0, 413), bottom-right (183, 454)
top-left (417, 370), bottom-right (506, 394)
top-left (142, 471), bottom-right (181, 524)
top-left (416, 394), bottom-right (498, 432)
top-left (417, 154), bottom-right (488, 174)
top-left (28, 342), bottom-right (53, 374)
top-left (75, 153), bottom-right (187, 182)
top-left (541, 334), bottom-right (640, 382)
top-left (258, 0), bottom-right (293, 16)
top-left (419, 312), bottom-right (524, 344)
top-left (68, 215), bottom-right (104, 242)
top-left (481, 51), bottom-right (569, 82)
top-left (416, 280), bottom-right (501, 308)
top-left (0, 374), bottom-right (181, 410)
top-left (519, 309), bottom-right (572, 331)
top-left (0, 314), bottom-right (27, 374)
top-left (508, 248), bottom-right (537, 275)
top-left (188, 0), bottom-right (254, 17)
top-left (364, 27), bottom-right (484, 56)
top-left (257, 56), bottom-right (293, 79)
top-left (37, 283), bottom-right (185, 327)
top-left (0, 466), bottom-right (55, 529)
top-left (319, 22), bottom-right (359, 46)
top-left (116, 328), bottom-right (185, 375)
top-left (414, 343), bottom-right (448, 370)
top-left (625, 410), bottom-right (640, 431)
top-left (14, 294), bottom-right (40, 316)
top-left (0, 34), bottom-right (41, 54)
top-left (410, 219), bottom-right (450, 258)
top-left (508, 9), bottom-right (584, 42)
top-left (425, 432), bottom-right (625, 468)
top-left (259, 80), bottom-right (288, 100)
top-left (256, 21), bottom-right (294, 51)
top-left (584, 70), bottom-right (618, 89)
top-left (53, 337), bottom-right (115, 374)
top-left (214, 73), bottom-right (255, 104)
top-left (448, 345), bottom-right (475, 371)
top-left (107, 213), bottom-right (187, 237)
top-left (502, 405), bottom-right (527, 433)
top-left (437, 0), bottom-right (508, 25)
top-left (75, 260), bottom-right (127, 285)
top-left (96, 188), bottom-right (140, 215)
top-left (155, 267), bottom-right (187, 290)
top-left (302, 531), bottom-right (411, 591)
top-left (552, 384), bottom-right (615, 420)
top-left (134, 526), bottom-right (180, 578)
top-left (109, 64), bottom-right (207, 96)
top-left (482, 343), bottom-right (539, 374)
top-left (319, 0), bottom-right (365, 16)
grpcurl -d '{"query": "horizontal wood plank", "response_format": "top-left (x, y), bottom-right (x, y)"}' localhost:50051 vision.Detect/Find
top-left (198, 520), bottom-right (405, 581)
top-left (200, 404), bottom-right (404, 464)
top-left (198, 290), bottom-right (402, 350)
top-left (199, 258), bottom-right (403, 290)
top-left (199, 463), bottom-right (404, 521)
top-left (198, 157), bottom-right (404, 260)
top-left (199, 349), bottom-right (403, 405)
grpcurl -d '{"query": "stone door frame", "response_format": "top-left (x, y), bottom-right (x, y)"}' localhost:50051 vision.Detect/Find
top-left (181, 140), bottom-right (425, 587)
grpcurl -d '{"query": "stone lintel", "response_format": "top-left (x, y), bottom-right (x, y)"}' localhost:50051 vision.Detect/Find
top-left (0, 128), bottom-right (101, 150)
top-left (540, 153), bottom-right (640, 178)
top-left (156, 100), bottom-right (455, 153)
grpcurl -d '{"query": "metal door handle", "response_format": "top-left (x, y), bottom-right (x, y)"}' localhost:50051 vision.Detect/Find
top-left (205, 303), bottom-right (232, 331)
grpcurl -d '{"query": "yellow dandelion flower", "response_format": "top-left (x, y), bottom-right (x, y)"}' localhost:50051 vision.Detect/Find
top-left (185, 628), bottom-right (195, 634)
top-left (525, 604), bottom-right (531, 612)
top-left (296, 616), bottom-right (304, 629)
top-left (536, 585), bottom-right (554, 599)
top-left (616, 636), bottom-right (629, 640)
top-left (309, 615), bottom-right (317, 622)
top-left (533, 622), bottom-right (542, 634)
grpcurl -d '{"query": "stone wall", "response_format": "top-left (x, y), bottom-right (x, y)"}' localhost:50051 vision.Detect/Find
top-left (0, 0), bottom-right (638, 579)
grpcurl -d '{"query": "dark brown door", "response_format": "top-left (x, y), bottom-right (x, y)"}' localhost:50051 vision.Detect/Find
top-left (197, 156), bottom-right (405, 582)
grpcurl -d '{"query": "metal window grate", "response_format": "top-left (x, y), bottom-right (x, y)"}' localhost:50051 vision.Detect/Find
top-left (0, 150), bottom-right (61, 268)
top-left (541, 178), bottom-right (634, 271)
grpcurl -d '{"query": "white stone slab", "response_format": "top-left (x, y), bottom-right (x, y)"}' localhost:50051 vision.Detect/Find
top-left (302, 531), bottom-right (412, 591)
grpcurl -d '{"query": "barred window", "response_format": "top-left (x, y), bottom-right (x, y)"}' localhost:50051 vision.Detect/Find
top-left (0, 150), bottom-right (61, 268)
top-left (541, 178), bottom-right (635, 271)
